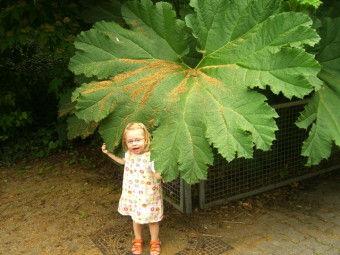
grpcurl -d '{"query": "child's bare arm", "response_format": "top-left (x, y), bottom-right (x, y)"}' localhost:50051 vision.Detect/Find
top-left (150, 161), bottom-right (161, 180)
top-left (154, 172), bottom-right (162, 180)
top-left (101, 144), bottom-right (125, 165)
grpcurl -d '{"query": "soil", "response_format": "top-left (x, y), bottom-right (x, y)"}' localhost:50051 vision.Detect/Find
top-left (0, 147), bottom-right (338, 255)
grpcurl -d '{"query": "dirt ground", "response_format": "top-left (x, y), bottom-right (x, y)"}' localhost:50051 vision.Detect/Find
top-left (1, 147), bottom-right (339, 255)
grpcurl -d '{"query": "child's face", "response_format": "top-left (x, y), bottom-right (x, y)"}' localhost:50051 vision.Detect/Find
top-left (125, 128), bottom-right (146, 155)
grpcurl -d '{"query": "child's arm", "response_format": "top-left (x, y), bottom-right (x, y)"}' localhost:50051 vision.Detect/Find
top-left (150, 162), bottom-right (162, 180)
top-left (101, 143), bottom-right (125, 165)
top-left (154, 172), bottom-right (162, 180)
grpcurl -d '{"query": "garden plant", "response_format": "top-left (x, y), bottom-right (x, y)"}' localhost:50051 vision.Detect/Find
top-left (66, 0), bottom-right (340, 184)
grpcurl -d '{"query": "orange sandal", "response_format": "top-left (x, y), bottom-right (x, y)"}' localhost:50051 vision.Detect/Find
top-left (131, 239), bottom-right (143, 255)
top-left (149, 240), bottom-right (161, 255)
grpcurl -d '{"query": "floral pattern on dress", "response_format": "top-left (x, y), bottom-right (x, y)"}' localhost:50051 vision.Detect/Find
top-left (117, 151), bottom-right (163, 224)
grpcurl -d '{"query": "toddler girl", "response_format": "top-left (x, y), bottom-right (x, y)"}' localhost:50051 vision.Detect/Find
top-left (101, 122), bottom-right (163, 255)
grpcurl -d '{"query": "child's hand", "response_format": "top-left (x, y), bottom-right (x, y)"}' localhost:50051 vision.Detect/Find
top-left (101, 143), bottom-right (108, 154)
top-left (154, 172), bottom-right (162, 180)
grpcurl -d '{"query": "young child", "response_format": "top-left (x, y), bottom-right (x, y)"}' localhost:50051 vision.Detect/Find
top-left (101, 122), bottom-right (163, 255)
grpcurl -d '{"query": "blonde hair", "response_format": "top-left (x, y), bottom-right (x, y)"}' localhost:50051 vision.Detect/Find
top-left (122, 122), bottom-right (151, 152)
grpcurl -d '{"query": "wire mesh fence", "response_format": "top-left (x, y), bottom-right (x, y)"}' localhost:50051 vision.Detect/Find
top-left (162, 101), bottom-right (339, 212)
top-left (162, 178), bottom-right (192, 213)
top-left (198, 101), bottom-right (340, 209)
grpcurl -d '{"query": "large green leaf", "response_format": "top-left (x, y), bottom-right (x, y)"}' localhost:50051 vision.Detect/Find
top-left (296, 17), bottom-right (340, 165)
top-left (121, 0), bottom-right (189, 57)
top-left (187, 0), bottom-right (321, 98)
top-left (293, 0), bottom-right (322, 8)
top-left (68, 0), bottom-right (321, 183)
top-left (67, 115), bottom-right (98, 139)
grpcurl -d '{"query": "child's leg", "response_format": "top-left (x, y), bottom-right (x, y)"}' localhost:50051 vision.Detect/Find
top-left (133, 221), bottom-right (143, 239)
top-left (149, 222), bottom-right (161, 255)
top-left (131, 221), bottom-right (143, 254)
top-left (149, 222), bottom-right (159, 241)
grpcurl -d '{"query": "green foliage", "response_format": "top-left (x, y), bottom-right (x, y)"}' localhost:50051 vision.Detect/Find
top-left (289, 0), bottom-right (322, 9)
top-left (283, 0), bottom-right (322, 14)
top-left (0, 92), bottom-right (31, 141)
top-left (0, 0), bottom-right (92, 162)
top-left (0, 126), bottom-right (66, 165)
top-left (80, 0), bottom-right (126, 24)
top-left (0, 1), bottom-right (82, 53)
top-left (299, 0), bottom-right (322, 7)
top-left (317, 0), bottom-right (340, 18)
top-left (296, 17), bottom-right (340, 165)
top-left (68, 0), bottom-right (322, 184)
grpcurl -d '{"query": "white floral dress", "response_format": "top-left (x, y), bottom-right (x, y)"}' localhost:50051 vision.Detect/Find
top-left (118, 151), bottom-right (163, 224)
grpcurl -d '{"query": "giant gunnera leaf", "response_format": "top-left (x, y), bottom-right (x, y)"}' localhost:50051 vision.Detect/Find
top-left (296, 17), bottom-right (340, 165)
top-left (68, 0), bottom-right (321, 184)
top-left (290, 0), bottom-right (322, 9)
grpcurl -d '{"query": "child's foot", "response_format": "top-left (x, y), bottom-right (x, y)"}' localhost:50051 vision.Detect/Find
top-left (149, 240), bottom-right (161, 255)
top-left (131, 239), bottom-right (143, 255)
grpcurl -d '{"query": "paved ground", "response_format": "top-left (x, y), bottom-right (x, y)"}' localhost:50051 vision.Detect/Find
top-left (218, 171), bottom-right (340, 255)
top-left (90, 171), bottom-right (340, 255)
top-left (1, 154), bottom-right (339, 255)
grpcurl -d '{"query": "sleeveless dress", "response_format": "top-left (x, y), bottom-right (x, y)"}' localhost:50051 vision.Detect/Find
top-left (117, 151), bottom-right (163, 224)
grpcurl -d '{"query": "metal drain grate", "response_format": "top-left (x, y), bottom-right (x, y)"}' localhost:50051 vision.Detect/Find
top-left (90, 220), bottom-right (132, 255)
top-left (176, 236), bottom-right (233, 255)
top-left (91, 218), bottom-right (233, 255)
